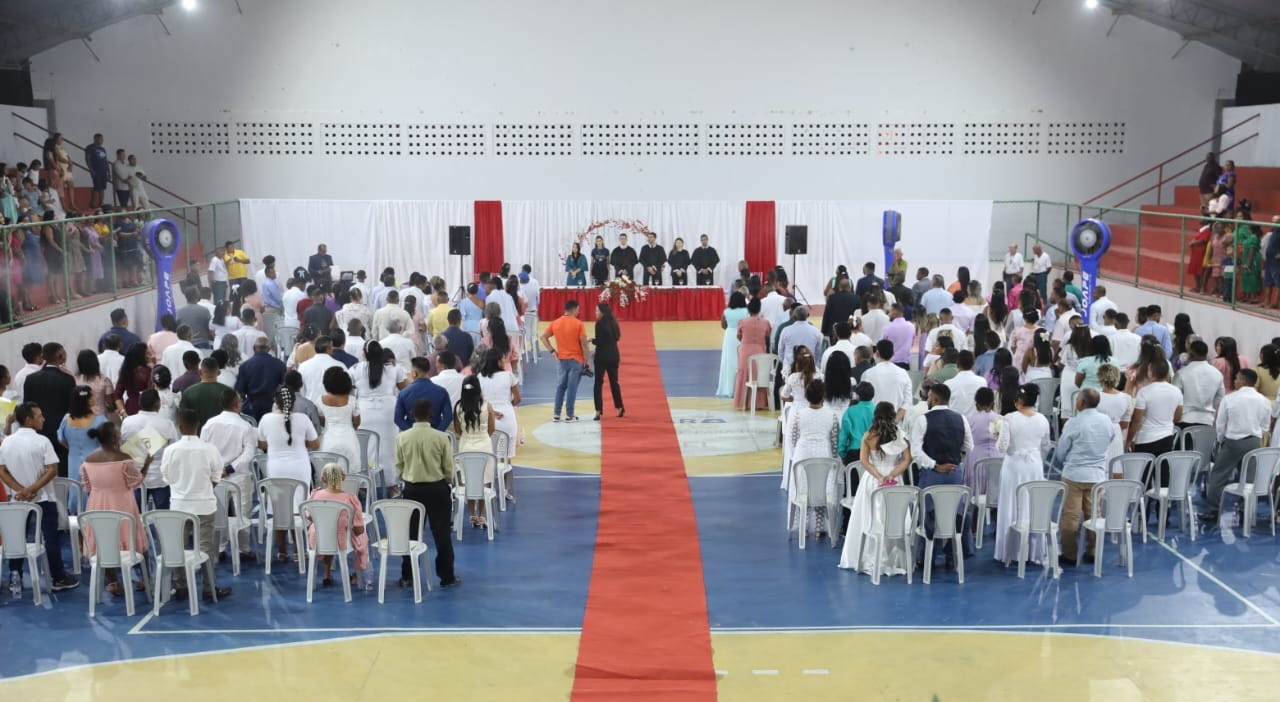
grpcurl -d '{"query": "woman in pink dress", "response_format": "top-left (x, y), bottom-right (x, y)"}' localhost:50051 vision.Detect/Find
top-left (307, 462), bottom-right (369, 587)
top-left (80, 422), bottom-right (151, 595)
top-left (734, 297), bottom-right (772, 410)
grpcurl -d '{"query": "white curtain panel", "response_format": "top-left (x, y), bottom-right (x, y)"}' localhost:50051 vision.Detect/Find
top-left (502, 201), bottom-right (745, 290)
top-left (239, 198), bottom-right (374, 275)
top-left (363, 200), bottom-right (473, 287)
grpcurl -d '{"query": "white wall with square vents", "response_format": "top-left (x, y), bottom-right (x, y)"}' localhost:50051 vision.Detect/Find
top-left (28, 0), bottom-right (1238, 222)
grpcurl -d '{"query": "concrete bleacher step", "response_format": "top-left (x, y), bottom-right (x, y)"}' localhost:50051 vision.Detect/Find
top-left (1100, 244), bottom-right (1190, 289)
top-left (1108, 224), bottom-right (1191, 256)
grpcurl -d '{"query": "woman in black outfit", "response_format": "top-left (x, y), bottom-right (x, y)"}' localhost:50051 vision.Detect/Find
top-left (667, 237), bottom-right (691, 286)
top-left (591, 302), bottom-right (624, 420)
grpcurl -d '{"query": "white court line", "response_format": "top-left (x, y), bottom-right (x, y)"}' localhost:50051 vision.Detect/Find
top-left (751, 669), bottom-right (779, 676)
top-left (127, 612), bottom-right (155, 635)
top-left (1156, 540), bottom-right (1280, 625)
top-left (802, 669), bottom-right (830, 675)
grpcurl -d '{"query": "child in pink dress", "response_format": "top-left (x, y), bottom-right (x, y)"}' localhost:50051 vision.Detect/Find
top-left (307, 463), bottom-right (369, 586)
top-left (80, 423), bottom-right (151, 595)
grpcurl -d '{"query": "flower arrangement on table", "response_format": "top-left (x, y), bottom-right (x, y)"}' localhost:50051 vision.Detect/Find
top-left (557, 218), bottom-right (656, 268)
top-left (598, 274), bottom-right (649, 308)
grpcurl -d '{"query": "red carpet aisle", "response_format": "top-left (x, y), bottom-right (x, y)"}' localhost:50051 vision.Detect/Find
top-left (571, 322), bottom-right (718, 701)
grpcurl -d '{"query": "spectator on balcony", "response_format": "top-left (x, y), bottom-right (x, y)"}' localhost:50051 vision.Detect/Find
top-left (53, 134), bottom-right (76, 210)
top-left (125, 155), bottom-right (150, 210)
top-left (1218, 159), bottom-right (1237, 195)
top-left (1207, 224), bottom-right (1233, 297)
top-left (1198, 153), bottom-right (1222, 213)
top-left (1188, 221), bottom-right (1214, 294)
top-left (1236, 202), bottom-right (1262, 305)
top-left (84, 134), bottom-right (110, 209)
top-left (111, 149), bottom-right (131, 207)
top-left (1265, 216), bottom-right (1280, 310)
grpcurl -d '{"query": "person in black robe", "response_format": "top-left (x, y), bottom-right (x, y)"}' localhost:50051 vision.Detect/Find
top-left (610, 234), bottom-right (638, 280)
top-left (668, 238), bottom-right (692, 287)
top-left (691, 233), bottom-right (720, 286)
top-left (639, 232), bottom-right (667, 285)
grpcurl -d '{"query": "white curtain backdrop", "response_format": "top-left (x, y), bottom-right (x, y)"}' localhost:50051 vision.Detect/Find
top-left (501, 201), bottom-right (745, 290)
top-left (240, 199), bottom-right (991, 300)
top-left (777, 200), bottom-right (993, 302)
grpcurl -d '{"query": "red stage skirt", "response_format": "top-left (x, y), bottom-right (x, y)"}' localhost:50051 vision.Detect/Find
top-left (538, 286), bottom-right (725, 322)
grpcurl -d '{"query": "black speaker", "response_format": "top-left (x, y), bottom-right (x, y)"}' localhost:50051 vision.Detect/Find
top-left (449, 226), bottom-right (472, 256)
top-left (784, 225), bottom-right (808, 255)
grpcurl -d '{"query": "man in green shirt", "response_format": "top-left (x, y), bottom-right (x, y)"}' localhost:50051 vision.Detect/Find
top-left (178, 358), bottom-right (232, 432)
top-left (395, 399), bottom-right (460, 589)
top-left (838, 383), bottom-right (877, 466)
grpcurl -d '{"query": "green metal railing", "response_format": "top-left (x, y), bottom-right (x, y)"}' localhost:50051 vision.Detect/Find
top-left (0, 200), bottom-right (241, 330)
top-left (993, 199), bottom-right (1278, 318)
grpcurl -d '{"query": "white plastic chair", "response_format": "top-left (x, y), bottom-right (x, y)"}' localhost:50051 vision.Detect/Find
top-left (342, 473), bottom-right (379, 544)
top-left (1009, 480), bottom-right (1065, 580)
top-left (300, 499), bottom-right (356, 603)
top-left (309, 451), bottom-right (350, 485)
top-left (275, 325), bottom-right (300, 360)
top-left (356, 429), bottom-right (382, 487)
top-left (1222, 447), bottom-right (1280, 538)
top-left (917, 485), bottom-right (971, 585)
top-left (213, 482), bottom-right (248, 576)
top-left (0, 503), bottom-right (50, 605)
top-left (452, 451), bottom-right (499, 541)
top-left (239, 412), bottom-right (259, 428)
top-left (1031, 377), bottom-right (1059, 437)
top-left (51, 477), bottom-right (84, 575)
top-left (372, 499), bottom-right (432, 604)
top-left (861, 485), bottom-right (919, 586)
top-left (1147, 451), bottom-right (1199, 542)
top-left (1108, 452), bottom-right (1154, 543)
top-left (744, 353), bottom-right (778, 416)
top-left (491, 430), bottom-right (514, 511)
top-left (257, 477), bottom-right (308, 574)
top-left (145, 510), bottom-right (216, 616)
top-left (972, 457), bottom-right (1003, 550)
top-left (1083, 479), bottom-right (1144, 578)
top-left (81, 510), bottom-right (152, 616)
top-left (1175, 424), bottom-right (1215, 490)
top-left (524, 312), bottom-right (541, 363)
top-left (787, 458), bottom-right (840, 550)
top-left (250, 451), bottom-right (269, 484)
top-left (840, 461), bottom-right (865, 513)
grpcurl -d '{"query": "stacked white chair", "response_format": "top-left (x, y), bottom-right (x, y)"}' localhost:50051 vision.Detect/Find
top-left (916, 485), bottom-right (971, 585)
top-left (372, 499), bottom-right (431, 604)
top-left (1221, 447), bottom-right (1280, 538)
top-left (1008, 480), bottom-right (1065, 580)
top-left (0, 503), bottom-right (50, 605)
top-left (453, 451), bottom-right (499, 541)
top-left (1148, 451), bottom-right (1200, 542)
top-left (81, 510), bottom-right (152, 616)
top-left (1082, 479), bottom-right (1144, 578)
top-left (300, 499), bottom-right (356, 603)
top-left (146, 510), bottom-right (217, 616)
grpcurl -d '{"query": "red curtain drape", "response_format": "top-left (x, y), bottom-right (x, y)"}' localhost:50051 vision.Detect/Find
top-left (473, 200), bottom-right (505, 279)
top-left (744, 200), bottom-right (776, 276)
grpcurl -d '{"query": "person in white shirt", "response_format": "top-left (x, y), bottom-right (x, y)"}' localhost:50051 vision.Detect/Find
top-left (370, 291), bottom-right (413, 342)
top-left (945, 351), bottom-right (988, 417)
top-left (161, 326), bottom-right (199, 381)
top-left (233, 310), bottom-right (264, 361)
top-left (380, 320), bottom-right (417, 375)
top-left (200, 391), bottom-right (258, 559)
top-left (863, 340), bottom-right (914, 420)
top-left (920, 276), bottom-right (953, 317)
top-left (432, 351), bottom-right (466, 409)
top-left (7, 343), bottom-right (44, 403)
top-left (121, 389), bottom-right (181, 510)
top-left (208, 251), bottom-right (229, 307)
top-left (351, 270), bottom-right (372, 306)
top-left (343, 319), bottom-right (367, 359)
top-left (1029, 244), bottom-right (1052, 300)
top-left (297, 336), bottom-right (346, 406)
top-left (161, 408), bottom-right (231, 600)
top-left (1173, 340), bottom-right (1224, 427)
top-left (253, 255), bottom-right (274, 297)
top-left (281, 277), bottom-right (307, 329)
top-left (519, 266), bottom-right (541, 316)
top-left (821, 322), bottom-right (871, 373)
top-left (924, 309), bottom-right (969, 352)
top-left (485, 279), bottom-right (520, 333)
top-left (98, 335), bottom-right (126, 387)
top-left (1205, 368), bottom-right (1273, 519)
top-left (861, 296), bottom-right (890, 342)
top-left (0, 403), bottom-right (79, 594)
top-left (1003, 243), bottom-right (1024, 288)
top-left (1050, 298), bottom-right (1081, 353)
top-left (1126, 361), bottom-right (1183, 470)
top-left (948, 290), bottom-right (976, 333)
top-left (1088, 285), bottom-right (1118, 335)
top-left (759, 285), bottom-right (786, 325)
top-left (1108, 313), bottom-right (1142, 369)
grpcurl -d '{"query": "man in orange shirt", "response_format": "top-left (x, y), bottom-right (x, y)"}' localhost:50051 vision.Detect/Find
top-left (540, 300), bottom-right (590, 422)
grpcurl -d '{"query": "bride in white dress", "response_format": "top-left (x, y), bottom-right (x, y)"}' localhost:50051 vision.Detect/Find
top-left (348, 340), bottom-right (406, 488)
top-left (839, 401), bottom-right (913, 575)
top-left (319, 366), bottom-right (362, 476)
top-left (993, 383), bottom-right (1051, 565)
top-left (787, 377), bottom-right (840, 537)
top-left (779, 346), bottom-right (822, 489)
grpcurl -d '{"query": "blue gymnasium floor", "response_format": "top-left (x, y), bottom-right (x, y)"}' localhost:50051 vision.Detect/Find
top-left (2, 338), bottom-right (1280, 701)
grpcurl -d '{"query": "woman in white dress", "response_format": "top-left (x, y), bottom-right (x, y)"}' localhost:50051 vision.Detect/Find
top-left (715, 292), bottom-right (750, 398)
top-left (452, 374), bottom-right (497, 528)
top-left (993, 383), bottom-right (1052, 565)
top-left (319, 366), bottom-right (362, 477)
top-left (787, 378), bottom-right (840, 538)
top-left (347, 340), bottom-right (406, 488)
top-left (1095, 363), bottom-right (1134, 469)
top-left (839, 401), bottom-right (912, 575)
top-left (477, 347), bottom-right (521, 500)
top-left (1058, 325), bottom-right (1091, 423)
top-left (779, 346), bottom-right (822, 489)
top-left (257, 386), bottom-right (321, 563)
top-left (1021, 330), bottom-right (1055, 382)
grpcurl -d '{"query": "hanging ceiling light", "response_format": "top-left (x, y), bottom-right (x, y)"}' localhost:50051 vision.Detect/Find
top-left (181, 0), bottom-right (197, 10)
top-left (1085, 0), bottom-right (1099, 9)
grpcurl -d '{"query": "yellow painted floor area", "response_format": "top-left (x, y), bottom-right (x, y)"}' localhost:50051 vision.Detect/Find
top-left (0, 634), bottom-right (582, 702)
top-left (653, 320), bottom-right (725, 350)
top-left (711, 631), bottom-right (1280, 701)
